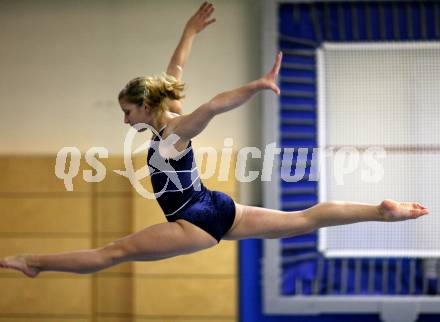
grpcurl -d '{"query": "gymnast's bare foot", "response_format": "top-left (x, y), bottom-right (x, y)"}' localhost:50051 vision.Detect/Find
top-left (379, 199), bottom-right (429, 222)
top-left (0, 255), bottom-right (40, 278)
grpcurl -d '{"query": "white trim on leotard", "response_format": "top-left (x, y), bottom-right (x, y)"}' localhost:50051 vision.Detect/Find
top-left (164, 196), bottom-right (195, 217)
top-left (150, 167), bottom-right (198, 177)
top-left (157, 175), bottom-right (201, 194)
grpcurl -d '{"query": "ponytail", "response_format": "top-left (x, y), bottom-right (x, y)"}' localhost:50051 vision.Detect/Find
top-left (118, 73), bottom-right (185, 115)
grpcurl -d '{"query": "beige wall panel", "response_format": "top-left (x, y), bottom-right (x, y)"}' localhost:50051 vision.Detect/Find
top-left (94, 157), bottom-right (133, 193)
top-left (134, 241), bottom-right (236, 275)
top-left (197, 151), bottom-right (237, 194)
top-left (96, 318), bottom-right (131, 322)
top-left (0, 238), bottom-right (91, 276)
top-left (0, 238), bottom-right (91, 256)
top-left (133, 196), bottom-right (165, 228)
top-left (96, 262), bottom-right (132, 275)
top-left (0, 156), bottom-right (90, 193)
top-left (131, 157), bottom-right (160, 228)
top-left (134, 277), bottom-right (236, 316)
top-left (0, 277), bottom-right (91, 314)
top-left (96, 276), bottom-right (132, 314)
top-left (0, 197), bottom-right (91, 233)
top-left (129, 156), bottom-right (155, 203)
top-left (96, 196), bottom-right (132, 234)
top-left (203, 180), bottom-right (236, 196)
top-left (132, 156), bottom-right (149, 173)
top-left (0, 319), bottom-right (90, 322)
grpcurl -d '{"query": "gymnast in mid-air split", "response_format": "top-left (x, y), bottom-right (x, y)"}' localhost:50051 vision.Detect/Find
top-left (0, 2), bottom-right (429, 278)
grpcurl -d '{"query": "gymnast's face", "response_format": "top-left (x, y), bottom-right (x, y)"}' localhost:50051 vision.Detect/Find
top-left (119, 99), bottom-right (153, 131)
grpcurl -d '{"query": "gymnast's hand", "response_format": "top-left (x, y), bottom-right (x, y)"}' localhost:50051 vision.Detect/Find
top-left (184, 2), bottom-right (216, 36)
top-left (259, 51), bottom-right (283, 96)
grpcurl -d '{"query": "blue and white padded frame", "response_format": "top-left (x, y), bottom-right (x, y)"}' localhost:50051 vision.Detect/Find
top-left (260, 1), bottom-right (440, 322)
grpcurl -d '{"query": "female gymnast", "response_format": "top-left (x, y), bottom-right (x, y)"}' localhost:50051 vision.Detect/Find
top-left (0, 2), bottom-right (429, 278)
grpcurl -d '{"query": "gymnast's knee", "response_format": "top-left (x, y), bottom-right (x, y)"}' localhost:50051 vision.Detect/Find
top-left (97, 241), bottom-right (132, 266)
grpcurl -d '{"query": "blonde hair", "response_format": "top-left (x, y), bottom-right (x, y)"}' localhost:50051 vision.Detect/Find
top-left (118, 74), bottom-right (185, 115)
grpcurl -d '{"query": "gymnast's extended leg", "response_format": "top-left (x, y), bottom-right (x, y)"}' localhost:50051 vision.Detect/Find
top-left (0, 219), bottom-right (217, 278)
top-left (223, 199), bottom-right (429, 240)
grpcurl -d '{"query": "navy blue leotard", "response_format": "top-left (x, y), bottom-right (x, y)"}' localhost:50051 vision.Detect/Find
top-left (146, 128), bottom-right (236, 242)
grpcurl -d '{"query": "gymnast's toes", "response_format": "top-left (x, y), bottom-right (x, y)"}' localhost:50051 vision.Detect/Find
top-left (379, 199), bottom-right (429, 221)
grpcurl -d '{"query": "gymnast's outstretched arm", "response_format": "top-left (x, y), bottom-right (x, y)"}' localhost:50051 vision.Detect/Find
top-left (169, 52), bottom-right (283, 140)
top-left (165, 2), bottom-right (216, 114)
